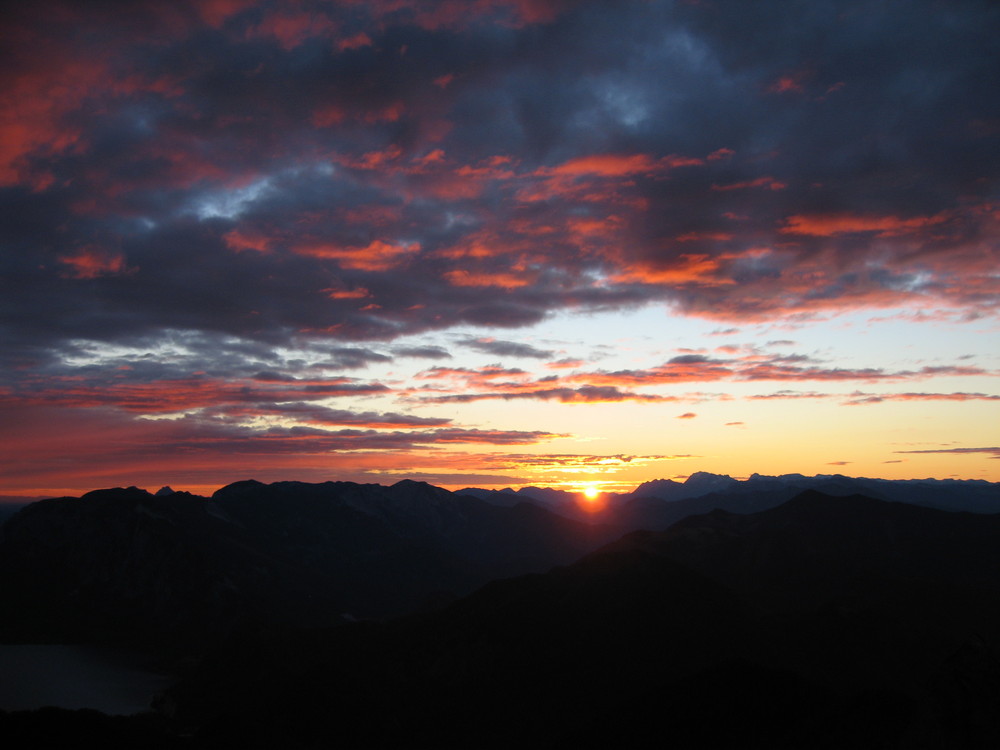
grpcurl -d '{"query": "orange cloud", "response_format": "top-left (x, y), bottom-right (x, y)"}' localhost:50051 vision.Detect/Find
top-left (443, 268), bottom-right (534, 289)
top-left (537, 152), bottom-right (702, 178)
top-left (338, 31), bottom-right (372, 51)
top-left (294, 239), bottom-right (419, 271)
top-left (337, 145), bottom-right (404, 170)
top-left (609, 254), bottom-right (730, 285)
top-left (224, 229), bottom-right (272, 253)
top-left (58, 247), bottom-right (132, 279)
top-left (3, 376), bottom-right (390, 414)
top-left (675, 232), bottom-right (734, 242)
top-left (780, 213), bottom-right (947, 237)
top-left (325, 287), bottom-right (371, 299)
top-left (711, 175), bottom-right (786, 191)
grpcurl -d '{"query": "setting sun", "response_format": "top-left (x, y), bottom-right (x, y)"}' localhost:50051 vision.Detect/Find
top-left (582, 485), bottom-right (600, 501)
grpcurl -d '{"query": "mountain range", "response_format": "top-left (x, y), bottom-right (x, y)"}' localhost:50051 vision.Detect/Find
top-left (0, 479), bottom-right (612, 646)
top-left (463, 471), bottom-right (1000, 527)
top-left (2, 474), bottom-right (1000, 747)
top-left (164, 490), bottom-right (1000, 748)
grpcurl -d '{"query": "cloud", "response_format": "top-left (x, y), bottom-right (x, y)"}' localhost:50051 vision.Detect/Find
top-left (677, 412), bottom-right (697, 419)
top-left (1, 375), bottom-right (391, 414)
top-left (893, 447), bottom-right (1000, 458)
top-left (2, 0), bottom-right (996, 373)
top-left (420, 385), bottom-right (677, 404)
top-left (779, 213), bottom-right (947, 238)
top-left (58, 247), bottom-right (134, 279)
top-left (313, 347), bottom-right (394, 369)
top-left (220, 402), bottom-right (453, 428)
top-left (460, 337), bottom-right (555, 359)
top-left (403, 349), bottom-right (993, 407)
top-left (472, 453), bottom-right (698, 470)
top-left (711, 176), bottom-right (786, 192)
top-left (1, 1), bottom-right (998, 491)
top-left (843, 391), bottom-right (1000, 405)
top-left (545, 358), bottom-right (586, 370)
top-left (747, 389), bottom-right (1000, 405)
top-left (393, 345), bottom-right (452, 359)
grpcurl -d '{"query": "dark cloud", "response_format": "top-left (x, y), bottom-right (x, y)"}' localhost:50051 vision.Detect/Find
top-left (221, 402), bottom-right (453, 428)
top-left (312, 346), bottom-right (394, 369)
top-left (1, 0), bottom-right (997, 491)
top-left (894, 447), bottom-right (1000, 458)
top-left (460, 337), bottom-right (555, 359)
top-left (844, 391), bottom-right (1000, 405)
top-left (1, 0), bottom-right (995, 370)
top-left (393, 345), bottom-right (452, 359)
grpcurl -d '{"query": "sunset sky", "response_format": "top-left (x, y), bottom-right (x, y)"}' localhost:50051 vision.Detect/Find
top-left (1, 0), bottom-right (998, 498)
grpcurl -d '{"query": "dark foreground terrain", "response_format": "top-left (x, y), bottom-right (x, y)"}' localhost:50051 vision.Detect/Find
top-left (2, 482), bottom-right (1000, 748)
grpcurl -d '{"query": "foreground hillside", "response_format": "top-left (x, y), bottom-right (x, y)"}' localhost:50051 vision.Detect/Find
top-left (3, 483), bottom-right (1000, 747)
top-left (157, 490), bottom-right (1000, 748)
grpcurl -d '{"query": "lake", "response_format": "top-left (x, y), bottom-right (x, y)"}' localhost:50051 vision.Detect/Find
top-left (0, 644), bottom-right (174, 715)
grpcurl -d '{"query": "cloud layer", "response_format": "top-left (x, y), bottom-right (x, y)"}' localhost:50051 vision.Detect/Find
top-left (1, 0), bottom-right (998, 492)
top-left (3, 1), bottom-right (998, 360)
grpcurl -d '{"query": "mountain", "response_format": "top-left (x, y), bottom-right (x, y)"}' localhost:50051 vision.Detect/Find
top-left (0, 480), bottom-right (616, 647)
top-left (632, 470), bottom-right (740, 501)
top-left (161, 489), bottom-right (1000, 749)
top-left (456, 485), bottom-right (627, 521)
top-left (630, 471), bottom-right (1000, 511)
top-left (580, 472), bottom-right (1000, 533)
top-left (460, 474), bottom-right (999, 535)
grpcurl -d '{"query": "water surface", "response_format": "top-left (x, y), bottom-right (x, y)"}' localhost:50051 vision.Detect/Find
top-left (0, 644), bottom-right (173, 714)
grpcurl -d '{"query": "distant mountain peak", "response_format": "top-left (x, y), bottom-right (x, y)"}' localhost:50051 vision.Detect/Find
top-left (211, 479), bottom-right (266, 499)
top-left (80, 486), bottom-right (152, 502)
top-left (155, 486), bottom-right (175, 497)
top-left (684, 471), bottom-right (737, 486)
top-left (391, 478), bottom-right (432, 489)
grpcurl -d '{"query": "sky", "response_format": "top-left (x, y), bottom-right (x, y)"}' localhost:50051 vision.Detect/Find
top-left (1, 0), bottom-right (998, 499)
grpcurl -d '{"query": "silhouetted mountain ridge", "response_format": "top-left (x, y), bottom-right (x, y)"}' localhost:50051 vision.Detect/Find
top-left (0, 479), bottom-right (616, 646)
top-left (163, 488), bottom-right (1000, 748)
top-left (460, 473), bottom-right (999, 532)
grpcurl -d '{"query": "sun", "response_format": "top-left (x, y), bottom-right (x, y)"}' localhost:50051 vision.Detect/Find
top-left (582, 485), bottom-right (600, 501)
